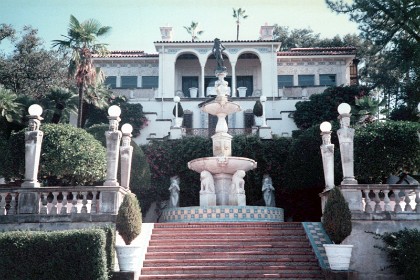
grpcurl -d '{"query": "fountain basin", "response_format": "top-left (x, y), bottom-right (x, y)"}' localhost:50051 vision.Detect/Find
top-left (201, 101), bottom-right (241, 116)
top-left (188, 156), bottom-right (257, 174)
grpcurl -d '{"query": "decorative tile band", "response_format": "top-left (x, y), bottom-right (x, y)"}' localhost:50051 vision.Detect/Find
top-left (302, 222), bottom-right (332, 269)
top-left (159, 206), bottom-right (284, 223)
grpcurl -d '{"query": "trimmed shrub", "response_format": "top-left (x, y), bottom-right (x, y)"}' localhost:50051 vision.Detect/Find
top-left (0, 229), bottom-right (108, 280)
top-left (372, 228), bottom-right (420, 280)
top-left (172, 102), bottom-right (184, 117)
top-left (252, 100), bottom-right (263, 117)
top-left (116, 193), bottom-right (142, 245)
top-left (3, 124), bottom-right (106, 185)
top-left (101, 225), bottom-right (116, 276)
top-left (354, 121), bottom-right (420, 183)
top-left (322, 187), bottom-right (352, 244)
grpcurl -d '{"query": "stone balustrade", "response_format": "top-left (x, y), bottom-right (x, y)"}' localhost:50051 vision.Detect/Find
top-left (339, 184), bottom-right (420, 220)
top-left (0, 186), bottom-right (128, 224)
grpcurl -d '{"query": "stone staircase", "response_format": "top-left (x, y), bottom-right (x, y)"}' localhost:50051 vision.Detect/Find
top-left (138, 222), bottom-right (324, 280)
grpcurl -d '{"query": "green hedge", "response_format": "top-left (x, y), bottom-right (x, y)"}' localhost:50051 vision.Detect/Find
top-left (1, 124), bottom-right (106, 185)
top-left (0, 229), bottom-right (109, 280)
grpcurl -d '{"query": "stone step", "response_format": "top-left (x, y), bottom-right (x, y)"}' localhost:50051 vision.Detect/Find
top-left (153, 222), bottom-right (303, 229)
top-left (149, 239), bottom-right (310, 246)
top-left (150, 231), bottom-right (307, 238)
top-left (141, 265), bottom-right (322, 275)
top-left (147, 243), bottom-right (313, 252)
top-left (139, 272), bottom-right (325, 279)
top-left (145, 250), bottom-right (314, 259)
top-left (143, 258), bottom-right (319, 267)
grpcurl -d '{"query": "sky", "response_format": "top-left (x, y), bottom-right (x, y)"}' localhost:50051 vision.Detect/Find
top-left (0, 0), bottom-right (359, 54)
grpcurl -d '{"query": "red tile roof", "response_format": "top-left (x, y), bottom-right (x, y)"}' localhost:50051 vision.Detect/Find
top-left (154, 40), bottom-right (279, 43)
top-left (278, 47), bottom-right (356, 56)
top-left (95, 50), bottom-right (158, 58)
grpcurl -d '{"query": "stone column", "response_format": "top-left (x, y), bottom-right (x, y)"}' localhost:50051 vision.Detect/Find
top-left (320, 121), bottom-right (335, 191)
top-left (337, 103), bottom-right (358, 185)
top-left (22, 104), bottom-right (44, 188)
top-left (104, 105), bottom-right (122, 186)
top-left (19, 104), bottom-right (44, 214)
top-left (120, 124), bottom-right (133, 189)
top-left (231, 60), bottom-right (237, 97)
top-left (260, 95), bottom-right (267, 127)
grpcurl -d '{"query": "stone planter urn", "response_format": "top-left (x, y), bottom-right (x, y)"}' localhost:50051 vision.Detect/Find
top-left (323, 244), bottom-right (353, 270)
top-left (189, 87), bottom-right (198, 98)
top-left (116, 245), bottom-right (143, 271)
top-left (237, 87), bottom-right (247, 97)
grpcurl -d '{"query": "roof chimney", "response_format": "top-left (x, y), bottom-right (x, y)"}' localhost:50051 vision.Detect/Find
top-left (260, 24), bottom-right (274, 40)
top-left (160, 26), bottom-right (173, 41)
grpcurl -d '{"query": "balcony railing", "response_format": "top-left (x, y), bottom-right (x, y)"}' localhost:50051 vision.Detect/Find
top-left (185, 128), bottom-right (253, 137)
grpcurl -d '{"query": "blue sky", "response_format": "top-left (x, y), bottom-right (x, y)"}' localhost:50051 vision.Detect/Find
top-left (0, 0), bottom-right (359, 54)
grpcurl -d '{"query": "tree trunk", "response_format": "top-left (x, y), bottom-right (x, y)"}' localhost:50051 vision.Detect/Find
top-left (77, 82), bottom-right (84, 128)
top-left (236, 23), bottom-right (240, 41)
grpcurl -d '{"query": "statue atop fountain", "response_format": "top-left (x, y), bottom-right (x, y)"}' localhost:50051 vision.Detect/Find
top-left (188, 38), bottom-right (257, 206)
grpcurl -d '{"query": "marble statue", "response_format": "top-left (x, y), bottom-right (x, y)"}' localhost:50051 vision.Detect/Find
top-left (23, 118), bottom-right (43, 187)
top-left (212, 38), bottom-right (226, 71)
top-left (262, 175), bottom-right (275, 207)
top-left (200, 170), bottom-right (215, 193)
top-left (168, 176), bottom-right (180, 207)
top-left (215, 73), bottom-right (230, 97)
top-left (231, 170), bottom-right (245, 194)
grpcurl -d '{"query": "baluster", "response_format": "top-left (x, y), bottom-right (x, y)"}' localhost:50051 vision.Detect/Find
top-left (0, 193), bottom-right (6, 215)
top-left (404, 189), bottom-right (413, 212)
top-left (60, 192), bottom-right (68, 214)
top-left (8, 193), bottom-right (16, 215)
top-left (90, 191), bottom-right (97, 214)
top-left (383, 190), bottom-right (391, 212)
top-left (394, 190), bottom-right (402, 213)
top-left (364, 189), bottom-right (373, 213)
top-left (81, 192), bottom-right (88, 214)
top-left (415, 190), bottom-right (420, 213)
top-left (40, 192), bottom-right (48, 214)
top-left (373, 190), bottom-right (382, 212)
top-left (50, 192), bottom-right (59, 215)
top-left (71, 192), bottom-right (78, 214)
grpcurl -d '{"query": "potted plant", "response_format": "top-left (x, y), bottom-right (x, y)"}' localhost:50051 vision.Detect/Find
top-left (322, 186), bottom-right (353, 270)
top-left (115, 192), bottom-right (142, 271)
top-left (172, 102), bottom-right (184, 127)
top-left (253, 100), bottom-right (263, 126)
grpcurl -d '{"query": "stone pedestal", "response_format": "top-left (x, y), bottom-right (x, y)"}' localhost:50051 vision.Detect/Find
top-left (18, 192), bottom-right (40, 214)
top-left (200, 192), bottom-right (216, 206)
top-left (104, 128), bottom-right (122, 186)
top-left (212, 133), bottom-right (232, 157)
top-left (169, 127), bottom-right (183, 139)
top-left (237, 193), bottom-right (246, 206)
top-left (258, 126), bottom-right (272, 139)
top-left (340, 186), bottom-right (363, 212)
top-left (99, 190), bottom-right (121, 214)
top-left (214, 173), bottom-right (233, 205)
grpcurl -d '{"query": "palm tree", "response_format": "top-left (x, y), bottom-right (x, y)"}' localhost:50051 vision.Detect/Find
top-left (184, 21), bottom-right (204, 42)
top-left (52, 15), bottom-right (111, 128)
top-left (232, 8), bottom-right (248, 41)
top-left (43, 87), bottom-right (78, 124)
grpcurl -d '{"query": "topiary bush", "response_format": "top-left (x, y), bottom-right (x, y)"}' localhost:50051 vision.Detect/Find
top-left (0, 229), bottom-right (108, 280)
top-left (3, 123), bottom-right (106, 185)
top-left (322, 187), bottom-right (352, 244)
top-left (172, 102), bottom-right (184, 117)
top-left (371, 228), bottom-right (420, 280)
top-left (252, 100), bottom-right (263, 117)
top-left (116, 193), bottom-right (142, 245)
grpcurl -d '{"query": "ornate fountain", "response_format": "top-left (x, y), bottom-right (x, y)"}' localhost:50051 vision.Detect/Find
top-left (188, 69), bottom-right (257, 206)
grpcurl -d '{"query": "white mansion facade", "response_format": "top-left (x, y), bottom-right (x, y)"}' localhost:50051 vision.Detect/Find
top-left (93, 26), bottom-right (358, 145)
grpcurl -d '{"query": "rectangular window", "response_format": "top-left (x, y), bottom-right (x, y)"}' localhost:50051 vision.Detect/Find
top-left (120, 76), bottom-right (138, 89)
top-left (105, 76), bottom-right (117, 89)
top-left (298, 75), bottom-right (315, 86)
top-left (278, 75), bottom-right (293, 88)
top-left (319, 74), bottom-right (336, 86)
top-left (142, 76), bottom-right (159, 88)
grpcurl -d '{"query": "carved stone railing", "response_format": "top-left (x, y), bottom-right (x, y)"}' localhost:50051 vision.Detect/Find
top-left (0, 186), bottom-right (128, 224)
top-left (185, 128), bottom-right (253, 137)
top-left (339, 184), bottom-right (420, 220)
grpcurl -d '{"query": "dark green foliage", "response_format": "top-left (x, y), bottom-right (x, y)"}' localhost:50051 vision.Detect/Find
top-left (101, 225), bottom-right (116, 276)
top-left (172, 103), bottom-right (184, 117)
top-left (293, 85), bottom-right (368, 130)
top-left (372, 228), bottom-right (420, 280)
top-left (2, 124), bottom-right (106, 185)
top-left (354, 121), bottom-right (420, 183)
top-left (252, 100), bottom-right (263, 117)
top-left (322, 187), bottom-right (352, 244)
top-left (0, 229), bottom-right (108, 280)
top-left (116, 193), bottom-right (142, 245)
top-left (86, 124), bottom-right (152, 213)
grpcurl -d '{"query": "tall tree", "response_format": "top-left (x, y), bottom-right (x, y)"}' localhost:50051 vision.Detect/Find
top-left (326, 0), bottom-right (420, 120)
top-left (273, 25), bottom-right (320, 50)
top-left (0, 85), bottom-right (22, 123)
top-left (232, 8), bottom-right (248, 41)
top-left (183, 21), bottom-right (204, 42)
top-left (53, 15), bottom-right (111, 128)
